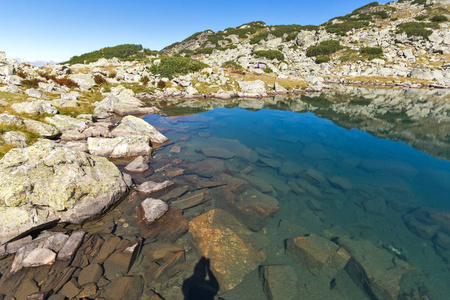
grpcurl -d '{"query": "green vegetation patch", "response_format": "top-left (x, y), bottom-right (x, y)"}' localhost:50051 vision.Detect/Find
top-left (149, 56), bottom-right (209, 79)
top-left (431, 15), bottom-right (449, 23)
top-left (325, 20), bottom-right (369, 35)
top-left (306, 40), bottom-right (342, 57)
top-left (222, 61), bottom-right (243, 71)
top-left (64, 44), bottom-right (143, 65)
top-left (315, 55), bottom-right (331, 64)
top-left (360, 47), bottom-right (383, 55)
top-left (396, 22), bottom-right (433, 39)
top-left (252, 50), bottom-right (285, 61)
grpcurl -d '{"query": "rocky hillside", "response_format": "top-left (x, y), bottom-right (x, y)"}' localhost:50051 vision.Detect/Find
top-left (161, 0), bottom-right (450, 87)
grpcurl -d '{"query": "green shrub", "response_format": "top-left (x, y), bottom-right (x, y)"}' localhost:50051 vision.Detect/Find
top-left (352, 2), bottom-right (379, 14)
top-left (372, 11), bottom-right (389, 19)
top-left (306, 40), bottom-right (341, 57)
top-left (431, 15), bottom-right (449, 23)
top-left (360, 47), bottom-right (383, 55)
top-left (397, 22), bottom-right (432, 38)
top-left (149, 56), bottom-right (209, 79)
top-left (222, 61), bottom-right (243, 70)
top-left (252, 50), bottom-right (285, 61)
top-left (414, 15), bottom-right (428, 21)
top-left (250, 32), bottom-right (269, 44)
top-left (315, 55), bottom-right (330, 64)
top-left (64, 44), bottom-right (143, 65)
top-left (193, 47), bottom-right (214, 55)
top-left (325, 20), bottom-right (369, 35)
top-left (263, 67), bottom-right (273, 73)
top-left (286, 32), bottom-right (298, 41)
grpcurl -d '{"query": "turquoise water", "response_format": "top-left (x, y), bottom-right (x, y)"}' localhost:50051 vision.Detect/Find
top-left (141, 105), bottom-right (450, 299)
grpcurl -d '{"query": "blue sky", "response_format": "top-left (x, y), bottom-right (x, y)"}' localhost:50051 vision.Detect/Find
top-left (1, 0), bottom-right (389, 63)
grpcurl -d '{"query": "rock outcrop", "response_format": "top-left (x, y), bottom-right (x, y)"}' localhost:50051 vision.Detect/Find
top-left (0, 140), bottom-right (128, 244)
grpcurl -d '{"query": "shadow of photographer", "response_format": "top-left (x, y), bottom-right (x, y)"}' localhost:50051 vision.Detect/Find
top-left (182, 256), bottom-right (220, 300)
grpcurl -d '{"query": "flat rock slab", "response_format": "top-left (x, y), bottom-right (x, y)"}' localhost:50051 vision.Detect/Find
top-left (189, 209), bottom-right (266, 291)
top-left (124, 155), bottom-right (150, 173)
top-left (22, 248), bottom-right (56, 268)
top-left (286, 234), bottom-right (350, 279)
top-left (337, 236), bottom-right (411, 300)
top-left (78, 263), bottom-right (104, 286)
top-left (200, 147), bottom-right (235, 159)
top-left (58, 231), bottom-right (86, 261)
top-left (135, 180), bottom-right (174, 194)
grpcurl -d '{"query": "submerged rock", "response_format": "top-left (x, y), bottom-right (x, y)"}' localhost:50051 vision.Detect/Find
top-left (189, 209), bottom-right (266, 291)
top-left (135, 180), bottom-right (174, 194)
top-left (0, 140), bottom-right (128, 244)
top-left (286, 234), bottom-right (350, 279)
top-left (124, 155), bottom-right (150, 173)
top-left (260, 265), bottom-right (298, 300)
top-left (337, 236), bottom-right (411, 300)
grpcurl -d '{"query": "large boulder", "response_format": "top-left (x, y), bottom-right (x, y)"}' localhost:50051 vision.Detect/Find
top-left (93, 88), bottom-right (158, 117)
top-left (0, 140), bottom-right (128, 244)
top-left (238, 80), bottom-right (267, 95)
top-left (111, 115), bottom-right (168, 145)
top-left (87, 136), bottom-right (153, 158)
top-left (69, 73), bottom-right (95, 91)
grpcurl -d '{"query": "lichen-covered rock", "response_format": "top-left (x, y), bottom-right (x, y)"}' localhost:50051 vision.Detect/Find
top-left (0, 112), bottom-right (23, 126)
top-left (23, 118), bottom-right (60, 138)
top-left (0, 140), bottom-right (128, 244)
top-left (11, 100), bottom-right (57, 115)
top-left (1, 131), bottom-right (28, 147)
top-left (87, 135), bottom-right (153, 158)
top-left (44, 114), bottom-right (89, 132)
top-left (69, 73), bottom-right (95, 91)
top-left (111, 115), bottom-right (168, 145)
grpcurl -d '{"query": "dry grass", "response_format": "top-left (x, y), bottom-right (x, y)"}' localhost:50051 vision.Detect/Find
top-left (345, 75), bottom-right (432, 85)
top-left (227, 71), bottom-right (309, 89)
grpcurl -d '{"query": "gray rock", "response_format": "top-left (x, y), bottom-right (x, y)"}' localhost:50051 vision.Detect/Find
top-left (0, 112), bottom-right (23, 126)
top-left (135, 180), bottom-right (174, 194)
top-left (69, 73), bottom-right (95, 91)
top-left (122, 173), bottom-right (134, 187)
top-left (50, 65), bottom-right (72, 75)
top-left (23, 118), bottom-right (60, 138)
top-left (124, 155), bottom-right (150, 173)
top-left (52, 97), bottom-right (79, 108)
top-left (25, 88), bottom-right (46, 99)
top-left (1, 131), bottom-right (28, 147)
top-left (274, 82), bottom-right (287, 93)
top-left (0, 140), bottom-right (128, 244)
top-left (93, 89), bottom-right (157, 116)
top-left (137, 198), bottom-right (169, 224)
top-left (410, 67), bottom-right (434, 80)
top-left (87, 136), bottom-right (153, 158)
top-left (21, 248), bottom-right (56, 268)
top-left (11, 100), bottom-right (57, 115)
top-left (57, 231), bottom-right (86, 260)
top-left (111, 115), bottom-right (168, 145)
top-left (44, 114), bottom-right (88, 132)
top-left (0, 84), bottom-right (23, 94)
top-left (238, 80), bottom-right (267, 94)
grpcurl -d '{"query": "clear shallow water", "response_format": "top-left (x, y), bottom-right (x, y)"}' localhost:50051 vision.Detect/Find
top-left (141, 105), bottom-right (450, 299)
